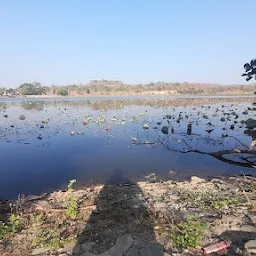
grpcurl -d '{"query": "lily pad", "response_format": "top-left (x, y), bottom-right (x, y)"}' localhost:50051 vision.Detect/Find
top-left (161, 126), bottom-right (169, 134)
top-left (19, 115), bottom-right (26, 120)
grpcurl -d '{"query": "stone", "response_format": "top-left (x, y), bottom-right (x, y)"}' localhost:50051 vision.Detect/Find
top-left (59, 241), bottom-right (77, 253)
top-left (249, 214), bottom-right (256, 225)
top-left (235, 247), bottom-right (244, 255)
top-left (81, 253), bottom-right (96, 256)
top-left (31, 248), bottom-right (49, 255)
top-left (240, 225), bottom-right (256, 233)
top-left (245, 240), bottom-right (256, 254)
top-left (191, 176), bottom-right (206, 183)
top-left (139, 243), bottom-right (164, 256)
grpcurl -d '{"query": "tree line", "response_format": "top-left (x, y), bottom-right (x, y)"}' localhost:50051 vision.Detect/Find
top-left (0, 80), bottom-right (256, 97)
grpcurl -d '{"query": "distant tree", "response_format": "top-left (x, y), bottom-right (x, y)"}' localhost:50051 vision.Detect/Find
top-left (242, 59), bottom-right (256, 81)
top-left (0, 87), bottom-right (5, 96)
top-left (87, 88), bottom-right (90, 94)
top-left (56, 88), bottom-right (68, 96)
top-left (17, 82), bottom-right (45, 95)
top-left (6, 88), bottom-right (15, 95)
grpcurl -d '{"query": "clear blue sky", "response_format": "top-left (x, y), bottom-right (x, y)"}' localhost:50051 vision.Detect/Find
top-left (0, 0), bottom-right (255, 88)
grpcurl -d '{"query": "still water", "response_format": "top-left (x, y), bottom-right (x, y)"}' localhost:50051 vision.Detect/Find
top-left (0, 96), bottom-right (255, 199)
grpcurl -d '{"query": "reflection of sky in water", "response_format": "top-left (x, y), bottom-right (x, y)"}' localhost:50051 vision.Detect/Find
top-left (0, 98), bottom-right (255, 199)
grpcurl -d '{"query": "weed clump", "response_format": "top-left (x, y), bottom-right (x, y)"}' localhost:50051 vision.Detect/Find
top-left (170, 216), bottom-right (207, 249)
top-left (64, 179), bottom-right (78, 219)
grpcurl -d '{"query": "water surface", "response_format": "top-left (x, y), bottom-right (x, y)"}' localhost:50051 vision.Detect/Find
top-left (0, 96), bottom-right (255, 199)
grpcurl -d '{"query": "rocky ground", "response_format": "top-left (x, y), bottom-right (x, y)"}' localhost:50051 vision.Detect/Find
top-left (0, 176), bottom-right (256, 256)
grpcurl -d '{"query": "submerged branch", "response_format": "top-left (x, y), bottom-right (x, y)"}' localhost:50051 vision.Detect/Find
top-left (160, 135), bottom-right (256, 169)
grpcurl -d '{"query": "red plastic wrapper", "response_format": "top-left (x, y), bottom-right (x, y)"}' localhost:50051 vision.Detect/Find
top-left (203, 241), bottom-right (231, 254)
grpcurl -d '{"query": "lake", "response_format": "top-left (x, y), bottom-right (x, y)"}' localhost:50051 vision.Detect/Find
top-left (0, 96), bottom-right (255, 199)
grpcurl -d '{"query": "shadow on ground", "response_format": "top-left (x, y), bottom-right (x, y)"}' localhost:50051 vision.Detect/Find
top-left (73, 169), bottom-right (164, 256)
top-left (219, 230), bottom-right (256, 255)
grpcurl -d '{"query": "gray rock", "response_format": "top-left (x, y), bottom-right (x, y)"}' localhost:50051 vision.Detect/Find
top-left (31, 248), bottom-right (49, 255)
top-left (191, 176), bottom-right (205, 183)
top-left (249, 214), bottom-right (256, 225)
top-left (245, 118), bottom-right (256, 129)
top-left (139, 243), bottom-right (164, 256)
top-left (240, 225), bottom-right (256, 233)
top-left (245, 240), bottom-right (256, 254)
top-left (59, 241), bottom-right (77, 253)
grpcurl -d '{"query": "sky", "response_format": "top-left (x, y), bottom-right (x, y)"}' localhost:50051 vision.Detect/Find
top-left (0, 1), bottom-right (255, 88)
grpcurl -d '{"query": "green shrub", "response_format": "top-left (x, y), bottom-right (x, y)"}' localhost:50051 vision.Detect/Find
top-left (64, 179), bottom-right (78, 219)
top-left (0, 214), bottom-right (24, 240)
top-left (32, 230), bottom-right (75, 250)
top-left (9, 214), bottom-right (24, 233)
top-left (177, 189), bottom-right (241, 210)
top-left (0, 222), bottom-right (9, 240)
top-left (56, 88), bottom-right (68, 96)
top-left (170, 216), bottom-right (207, 249)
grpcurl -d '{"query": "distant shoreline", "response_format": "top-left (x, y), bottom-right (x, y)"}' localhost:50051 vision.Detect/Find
top-left (1, 91), bottom-right (255, 99)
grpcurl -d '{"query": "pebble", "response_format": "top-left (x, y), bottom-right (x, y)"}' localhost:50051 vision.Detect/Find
top-left (31, 248), bottom-right (49, 255)
top-left (245, 240), bottom-right (256, 254)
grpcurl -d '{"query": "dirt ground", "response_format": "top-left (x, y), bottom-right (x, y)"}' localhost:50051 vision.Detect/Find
top-left (0, 176), bottom-right (256, 256)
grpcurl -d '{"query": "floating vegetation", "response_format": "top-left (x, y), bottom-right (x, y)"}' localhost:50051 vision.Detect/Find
top-left (19, 115), bottom-right (25, 120)
top-left (143, 123), bottom-right (149, 129)
top-left (161, 126), bottom-right (169, 134)
top-left (99, 118), bottom-right (105, 123)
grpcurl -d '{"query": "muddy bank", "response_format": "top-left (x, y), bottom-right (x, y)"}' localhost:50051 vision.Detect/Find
top-left (0, 176), bottom-right (256, 256)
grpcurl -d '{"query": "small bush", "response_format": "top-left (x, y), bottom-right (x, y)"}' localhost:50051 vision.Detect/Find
top-left (64, 179), bottom-right (78, 219)
top-left (0, 222), bottom-right (9, 240)
top-left (56, 88), bottom-right (68, 96)
top-left (31, 213), bottom-right (44, 225)
top-left (177, 189), bottom-right (241, 210)
top-left (32, 230), bottom-right (74, 250)
top-left (170, 216), bottom-right (207, 249)
top-left (9, 214), bottom-right (24, 233)
top-left (0, 214), bottom-right (24, 240)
